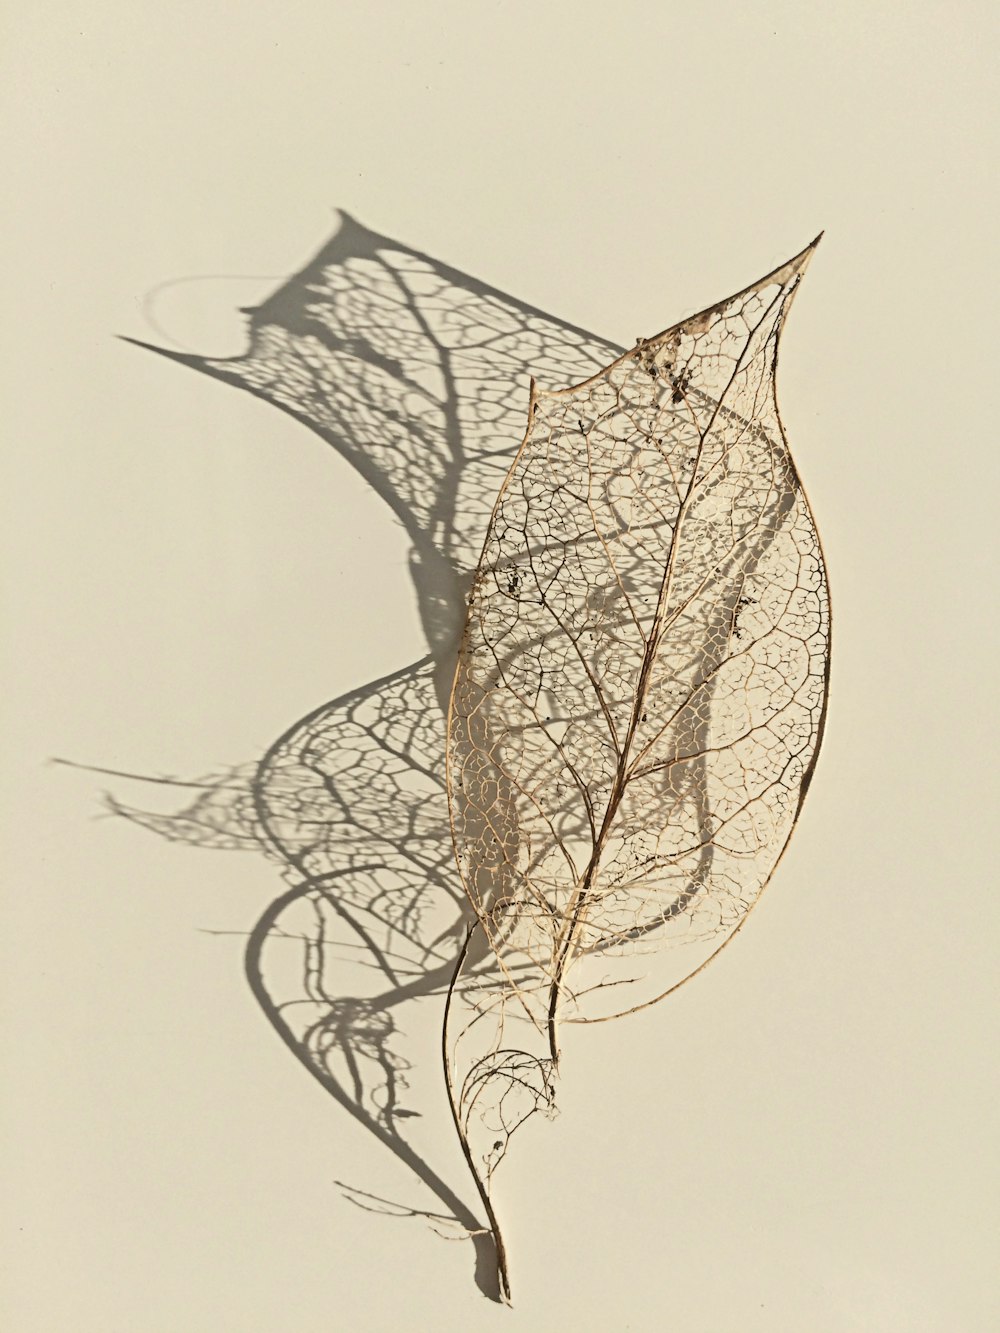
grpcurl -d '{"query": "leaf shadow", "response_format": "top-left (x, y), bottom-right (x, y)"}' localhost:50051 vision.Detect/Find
top-left (61, 213), bottom-right (621, 1302)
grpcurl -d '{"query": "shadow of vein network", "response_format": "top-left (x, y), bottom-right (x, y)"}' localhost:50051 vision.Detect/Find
top-left (61, 211), bottom-right (620, 1302)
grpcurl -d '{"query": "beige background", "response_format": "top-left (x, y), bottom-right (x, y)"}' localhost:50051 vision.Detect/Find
top-left (2, 4), bottom-right (996, 1330)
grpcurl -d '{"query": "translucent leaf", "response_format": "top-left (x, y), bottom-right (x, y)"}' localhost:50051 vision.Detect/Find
top-left (445, 241), bottom-right (829, 1297)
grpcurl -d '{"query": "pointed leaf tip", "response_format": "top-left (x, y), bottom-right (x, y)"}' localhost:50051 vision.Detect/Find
top-left (787, 231), bottom-right (824, 275)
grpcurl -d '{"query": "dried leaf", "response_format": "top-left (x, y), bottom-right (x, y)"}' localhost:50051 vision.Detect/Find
top-left (445, 240), bottom-right (829, 1299)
